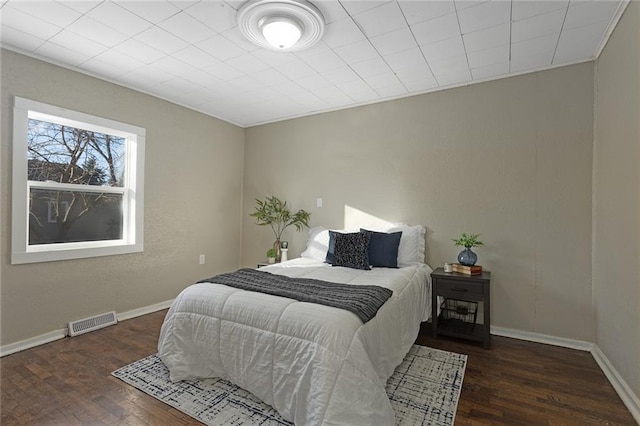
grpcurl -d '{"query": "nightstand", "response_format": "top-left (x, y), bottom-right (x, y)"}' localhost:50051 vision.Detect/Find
top-left (431, 267), bottom-right (491, 349)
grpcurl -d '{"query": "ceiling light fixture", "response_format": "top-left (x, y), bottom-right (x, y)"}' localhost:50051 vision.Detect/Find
top-left (237, 0), bottom-right (324, 52)
top-left (261, 16), bottom-right (302, 49)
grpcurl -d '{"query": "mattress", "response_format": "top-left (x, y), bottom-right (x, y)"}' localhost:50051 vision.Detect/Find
top-left (157, 257), bottom-right (432, 425)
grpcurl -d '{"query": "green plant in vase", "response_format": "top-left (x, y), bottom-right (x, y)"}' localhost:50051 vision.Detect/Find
top-left (250, 195), bottom-right (311, 262)
top-left (452, 232), bottom-right (484, 266)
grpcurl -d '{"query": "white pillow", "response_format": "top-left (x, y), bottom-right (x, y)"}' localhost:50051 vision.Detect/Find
top-left (385, 224), bottom-right (426, 267)
top-left (300, 226), bottom-right (330, 261)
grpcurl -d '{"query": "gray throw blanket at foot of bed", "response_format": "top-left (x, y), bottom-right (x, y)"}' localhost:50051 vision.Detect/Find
top-left (198, 268), bottom-right (392, 323)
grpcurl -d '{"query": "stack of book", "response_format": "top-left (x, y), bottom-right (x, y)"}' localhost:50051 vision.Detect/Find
top-left (451, 263), bottom-right (482, 275)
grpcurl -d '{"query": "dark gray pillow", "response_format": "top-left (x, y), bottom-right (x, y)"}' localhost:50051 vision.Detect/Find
top-left (325, 230), bottom-right (338, 264)
top-left (332, 232), bottom-right (371, 270)
top-left (360, 229), bottom-right (402, 268)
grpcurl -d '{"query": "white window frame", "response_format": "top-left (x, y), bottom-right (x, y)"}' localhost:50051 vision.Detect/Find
top-left (11, 97), bottom-right (145, 264)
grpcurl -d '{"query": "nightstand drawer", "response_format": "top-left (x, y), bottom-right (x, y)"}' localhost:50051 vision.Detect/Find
top-left (437, 279), bottom-right (484, 297)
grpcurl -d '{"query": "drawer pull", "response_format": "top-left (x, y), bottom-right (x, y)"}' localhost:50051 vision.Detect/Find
top-left (451, 288), bottom-right (468, 292)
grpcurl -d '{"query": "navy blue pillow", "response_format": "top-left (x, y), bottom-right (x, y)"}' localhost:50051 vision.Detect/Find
top-left (332, 232), bottom-right (371, 270)
top-left (360, 229), bottom-right (402, 268)
top-left (325, 230), bottom-right (338, 264)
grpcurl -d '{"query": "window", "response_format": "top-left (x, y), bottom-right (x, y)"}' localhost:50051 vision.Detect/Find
top-left (12, 97), bottom-right (145, 264)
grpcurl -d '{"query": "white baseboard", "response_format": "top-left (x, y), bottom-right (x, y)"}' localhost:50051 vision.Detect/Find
top-left (490, 325), bottom-right (594, 351)
top-left (0, 329), bottom-right (67, 357)
top-left (0, 299), bottom-right (174, 358)
top-left (591, 345), bottom-right (640, 424)
top-left (116, 299), bottom-right (173, 322)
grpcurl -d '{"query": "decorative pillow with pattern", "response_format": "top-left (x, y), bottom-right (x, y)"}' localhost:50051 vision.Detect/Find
top-left (332, 232), bottom-right (371, 270)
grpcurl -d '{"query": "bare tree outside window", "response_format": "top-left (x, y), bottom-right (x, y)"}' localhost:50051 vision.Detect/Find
top-left (27, 119), bottom-right (126, 244)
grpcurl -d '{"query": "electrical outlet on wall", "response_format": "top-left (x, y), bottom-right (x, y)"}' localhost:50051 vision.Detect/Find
top-left (199, 254), bottom-right (205, 264)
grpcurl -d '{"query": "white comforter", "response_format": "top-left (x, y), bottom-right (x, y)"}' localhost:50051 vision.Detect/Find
top-left (157, 258), bottom-right (432, 425)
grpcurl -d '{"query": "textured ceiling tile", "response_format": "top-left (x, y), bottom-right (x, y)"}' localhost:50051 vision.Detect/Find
top-left (353, 1), bottom-right (406, 38)
top-left (48, 30), bottom-right (109, 58)
top-left (398, 0), bottom-right (456, 25)
top-left (385, 47), bottom-right (429, 71)
top-left (226, 53), bottom-right (270, 74)
top-left (0, 0), bottom-right (624, 126)
top-left (563, 1), bottom-right (619, 30)
top-left (7, 1), bottom-right (81, 27)
top-left (119, 1), bottom-right (181, 24)
top-left (411, 12), bottom-right (461, 46)
top-left (457, 0), bottom-right (511, 34)
top-left (273, 58), bottom-right (317, 80)
top-left (55, 1), bottom-right (101, 14)
top-left (512, 0), bottom-right (568, 21)
top-left (87, 2), bottom-right (152, 37)
top-left (421, 36), bottom-right (467, 66)
top-left (463, 23), bottom-right (510, 52)
top-left (1, 6), bottom-right (63, 40)
top-left (35, 41), bottom-right (91, 66)
top-left (195, 34), bottom-right (245, 61)
top-left (203, 61), bottom-right (245, 81)
top-left (185, 1), bottom-right (237, 33)
top-left (135, 26), bottom-right (190, 54)
top-left (554, 21), bottom-right (608, 63)
top-left (173, 45), bottom-right (221, 68)
top-left (512, 8), bottom-right (566, 43)
top-left (315, 1), bottom-right (349, 23)
top-left (470, 61), bottom-right (509, 79)
top-left (340, 0), bottom-right (391, 17)
top-left (370, 27), bottom-right (418, 56)
top-left (157, 11), bottom-right (215, 44)
top-left (66, 15), bottom-right (129, 47)
top-left (117, 38), bottom-right (166, 64)
top-left (322, 66), bottom-right (361, 85)
top-left (467, 44), bottom-right (509, 68)
top-left (0, 25), bottom-right (46, 51)
top-left (323, 17), bottom-right (366, 48)
top-left (302, 49), bottom-right (346, 73)
top-left (510, 32), bottom-right (558, 64)
top-left (350, 56), bottom-right (392, 78)
top-left (334, 39), bottom-right (379, 63)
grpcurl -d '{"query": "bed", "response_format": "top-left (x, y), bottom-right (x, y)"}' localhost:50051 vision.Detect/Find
top-left (157, 224), bottom-right (431, 425)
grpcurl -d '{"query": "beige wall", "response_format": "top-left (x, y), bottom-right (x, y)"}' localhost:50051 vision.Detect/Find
top-left (0, 50), bottom-right (245, 345)
top-left (243, 63), bottom-right (595, 342)
top-left (594, 1), bottom-right (640, 400)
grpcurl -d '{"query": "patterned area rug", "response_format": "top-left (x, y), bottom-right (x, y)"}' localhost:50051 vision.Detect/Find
top-left (112, 345), bottom-right (466, 426)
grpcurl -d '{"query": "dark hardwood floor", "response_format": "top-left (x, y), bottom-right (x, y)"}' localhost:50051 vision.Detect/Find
top-left (415, 330), bottom-right (635, 425)
top-left (1, 310), bottom-right (635, 425)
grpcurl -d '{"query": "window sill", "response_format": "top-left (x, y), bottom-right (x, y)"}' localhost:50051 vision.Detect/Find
top-left (11, 243), bottom-right (143, 265)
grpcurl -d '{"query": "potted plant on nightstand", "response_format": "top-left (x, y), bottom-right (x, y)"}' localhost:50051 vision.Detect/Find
top-left (452, 232), bottom-right (484, 266)
top-left (266, 248), bottom-right (277, 264)
top-left (250, 195), bottom-right (311, 262)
